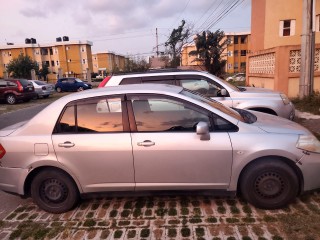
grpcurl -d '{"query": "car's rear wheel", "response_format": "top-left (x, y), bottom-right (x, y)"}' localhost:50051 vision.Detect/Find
top-left (6, 94), bottom-right (16, 104)
top-left (240, 158), bottom-right (298, 209)
top-left (31, 169), bottom-right (79, 213)
top-left (56, 87), bottom-right (62, 93)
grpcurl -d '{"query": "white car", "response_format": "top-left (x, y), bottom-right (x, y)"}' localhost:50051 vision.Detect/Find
top-left (99, 70), bottom-right (295, 120)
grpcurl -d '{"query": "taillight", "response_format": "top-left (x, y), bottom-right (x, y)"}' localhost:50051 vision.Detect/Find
top-left (98, 76), bottom-right (112, 88)
top-left (17, 81), bottom-right (23, 92)
top-left (0, 144), bottom-right (6, 159)
top-left (42, 86), bottom-right (47, 90)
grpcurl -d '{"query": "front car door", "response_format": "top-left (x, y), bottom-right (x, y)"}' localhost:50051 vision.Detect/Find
top-left (127, 93), bottom-right (233, 191)
top-left (175, 75), bottom-right (234, 107)
top-left (52, 95), bottom-right (135, 193)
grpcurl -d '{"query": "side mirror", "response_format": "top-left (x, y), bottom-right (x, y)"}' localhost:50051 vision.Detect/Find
top-left (220, 89), bottom-right (227, 96)
top-left (196, 121), bottom-right (210, 141)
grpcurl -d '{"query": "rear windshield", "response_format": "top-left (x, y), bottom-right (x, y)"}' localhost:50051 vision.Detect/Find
top-left (34, 80), bottom-right (46, 85)
top-left (19, 79), bottom-right (31, 87)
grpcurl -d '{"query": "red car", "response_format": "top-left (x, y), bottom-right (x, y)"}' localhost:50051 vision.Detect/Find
top-left (0, 79), bottom-right (37, 104)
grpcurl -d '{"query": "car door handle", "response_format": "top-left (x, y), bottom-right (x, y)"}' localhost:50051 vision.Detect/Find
top-left (137, 140), bottom-right (155, 147)
top-left (58, 141), bottom-right (75, 148)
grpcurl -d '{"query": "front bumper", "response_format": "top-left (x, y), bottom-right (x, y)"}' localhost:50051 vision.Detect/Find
top-left (300, 152), bottom-right (320, 192)
top-left (0, 167), bottom-right (28, 195)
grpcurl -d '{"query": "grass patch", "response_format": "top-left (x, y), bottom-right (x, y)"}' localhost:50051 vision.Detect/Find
top-left (121, 209), bottom-right (131, 218)
top-left (181, 227), bottom-right (191, 237)
top-left (189, 217), bottom-right (202, 224)
top-left (114, 230), bottom-right (123, 239)
top-left (168, 228), bottom-right (177, 238)
top-left (181, 207), bottom-right (189, 215)
top-left (133, 208), bottom-right (142, 218)
top-left (226, 217), bottom-right (240, 223)
top-left (217, 206), bottom-right (226, 214)
top-left (127, 229), bottom-right (136, 238)
top-left (195, 227), bottom-right (205, 237)
top-left (140, 228), bottom-right (150, 238)
top-left (155, 208), bottom-right (167, 217)
top-left (145, 209), bottom-right (152, 216)
top-left (109, 209), bottom-right (118, 218)
top-left (168, 208), bottom-right (177, 216)
top-left (83, 219), bottom-right (96, 227)
top-left (206, 217), bottom-right (218, 223)
top-left (292, 92), bottom-right (320, 115)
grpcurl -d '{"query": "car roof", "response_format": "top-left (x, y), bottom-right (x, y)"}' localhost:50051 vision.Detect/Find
top-left (111, 69), bottom-right (208, 78)
top-left (58, 83), bottom-right (183, 102)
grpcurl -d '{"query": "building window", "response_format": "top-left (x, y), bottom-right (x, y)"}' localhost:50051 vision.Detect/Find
top-left (81, 47), bottom-right (85, 52)
top-left (279, 19), bottom-right (296, 36)
top-left (240, 36), bottom-right (247, 44)
top-left (56, 61), bottom-right (59, 66)
top-left (227, 36), bottom-right (233, 45)
top-left (82, 59), bottom-right (86, 64)
top-left (9, 51), bottom-right (11, 56)
top-left (66, 46), bottom-right (70, 50)
top-left (316, 15), bottom-right (320, 32)
top-left (227, 51), bottom-right (233, 57)
top-left (241, 50), bottom-right (246, 56)
top-left (51, 60), bottom-right (55, 66)
top-left (234, 36), bottom-right (239, 44)
top-left (41, 48), bottom-right (48, 55)
top-left (234, 50), bottom-right (238, 57)
top-left (228, 63), bottom-right (232, 69)
top-left (234, 62), bottom-right (238, 70)
top-left (240, 62), bottom-right (246, 68)
top-left (68, 59), bottom-right (71, 63)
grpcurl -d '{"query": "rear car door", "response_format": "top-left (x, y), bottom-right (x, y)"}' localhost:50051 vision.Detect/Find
top-left (127, 94), bottom-right (233, 191)
top-left (52, 95), bottom-right (135, 193)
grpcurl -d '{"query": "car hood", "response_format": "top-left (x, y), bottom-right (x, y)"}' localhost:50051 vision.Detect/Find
top-left (240, 87), bottom-right (277, 93)
top-left (251, 111), bottom-right (310, 135)
top-left (0, 121), bottom-right (28, 137)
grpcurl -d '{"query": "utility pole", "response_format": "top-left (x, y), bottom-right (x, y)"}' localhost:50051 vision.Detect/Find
top-left (156, 28), bottom-right (159, 57)
top-left (300, 0), bottom-right (315, 98)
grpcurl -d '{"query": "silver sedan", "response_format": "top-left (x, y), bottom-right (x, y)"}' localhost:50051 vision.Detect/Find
top-left (29, 80), bottom-right (55, 98)
top-left (0, 84), bottom-right (319, 213)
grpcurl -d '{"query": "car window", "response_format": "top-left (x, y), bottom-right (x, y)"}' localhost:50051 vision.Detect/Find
top-left (177, 78), bottom-right (225, 98)
top-left (55, 97), bottom-right (123, 133)
top-left (67, 79), bottom-right (75, 84)
top-left (0, 81), bottom-right (6, 87)
top-left (119, 77), bottom-right (141, 85)
top-left (131, 95), bottom-right (211, 132)
top-left (34, 80), bottom-right (46, 85)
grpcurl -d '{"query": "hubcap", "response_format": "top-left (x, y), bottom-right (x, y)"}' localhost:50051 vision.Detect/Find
top-left (40, 178), bottom-right (68, 203)
top-left (255, 172), bottom-right (284, 198)
top-left (7, 96), bottom-right (15, 104)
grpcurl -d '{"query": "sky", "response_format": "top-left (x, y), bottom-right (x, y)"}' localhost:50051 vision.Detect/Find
top-left (0, 0), bottom-right (251, 58)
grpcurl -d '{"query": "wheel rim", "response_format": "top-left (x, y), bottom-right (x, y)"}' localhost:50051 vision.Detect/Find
top-left (7, 95), bottom-right (15, 104)
top-left (57, 87), bottom-right (61, 92)
top-left (77, 87), bottom-right (84, 91)
top-left (254, 172), bottom-right (284, 199)
top-left (40, 178), bottom-right (68, 204)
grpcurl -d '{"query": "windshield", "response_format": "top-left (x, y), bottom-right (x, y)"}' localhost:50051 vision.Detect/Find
top-left (205, 72), bottom-right (241, 92)
top-left (75, 78), bottom-right (83, 83)
top-left (180, 89), bottom-right (244, 122)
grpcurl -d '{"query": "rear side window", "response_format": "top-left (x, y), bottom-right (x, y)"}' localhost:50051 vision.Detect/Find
top-left (55, 97), bottom-right (124, 133)
top-left (120, 77), bottom-right (141, 85)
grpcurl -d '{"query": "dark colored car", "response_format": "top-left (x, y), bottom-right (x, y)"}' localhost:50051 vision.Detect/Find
top-left (55, 78), bottom-right (92, 92)
top-left (0, 79), bottom-right (37, 104)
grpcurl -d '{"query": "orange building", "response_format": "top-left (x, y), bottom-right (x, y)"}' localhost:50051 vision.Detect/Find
top-left (180, 32), bottom-right (251, 74)
top-left (248, 0), bottom-right (320, 97)
top-left (0, 39), bottom-right (93, 80)
top-left (92, 52), bottom-right (127, 76)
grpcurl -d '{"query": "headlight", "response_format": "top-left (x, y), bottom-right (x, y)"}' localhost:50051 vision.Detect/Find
top-left (280, 93), bottom-right (290, 105)
top-left (84, 84), bottom-right (88, 87)
top-left (296, 135), bottom-right (320, 153)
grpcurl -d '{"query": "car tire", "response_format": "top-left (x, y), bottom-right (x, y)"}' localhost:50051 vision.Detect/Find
top-left (56, 87), bottom-right (62, 93)
top-left (6, 94), bottom-right (16, 105)
top-left (240, 158), bottom-right (298, 209)
top-left (77, 87), bottom-right (84, 91)
top-left (31, 169), bottom-right (79, 213)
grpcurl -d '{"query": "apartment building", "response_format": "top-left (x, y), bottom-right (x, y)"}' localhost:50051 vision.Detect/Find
top-left (248, 0), bottom-right (320, 97)
top-left (92, 52), bottom-right (126, 76)
top-left (0, 38), bottom-right (93, 80)
top-left (180, 32), bottom-right (251, 74)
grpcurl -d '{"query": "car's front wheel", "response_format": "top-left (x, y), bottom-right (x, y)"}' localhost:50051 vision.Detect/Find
top-left (77, 87), bottom-right (84, 91)
top-left (240, 158), bottom-right (299, 209)
top-left (6, 94), bottom-right (16, 104)
top-left (56, 87), bottom-right (62, 93)
top-left (31, 169), bottom-right (79, 213)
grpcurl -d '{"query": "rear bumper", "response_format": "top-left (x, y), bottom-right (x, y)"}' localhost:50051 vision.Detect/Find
top-left (301, 152), bottom-right (320, 192)
top-left (16, 92), bottom-right (37, 100)
top-left (0, 167), bottom-right (28, 195)
top-left (278, 102), bottom-right (295, 120)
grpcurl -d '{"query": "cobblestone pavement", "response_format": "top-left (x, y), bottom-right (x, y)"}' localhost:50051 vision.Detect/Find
top-left (1, 193), bottom-right (320, 240)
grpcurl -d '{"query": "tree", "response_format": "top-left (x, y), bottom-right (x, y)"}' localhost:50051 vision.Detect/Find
top-left (189, 30), bottom-right (228, 77)
top-left (165, 20), bottom-right (191, 67)
top-left (39, 63), bottom-right (50, 81)
top-left (124, 56), bottom-right (150, 73)
top-left (6, 54), bottom-right (39, 79)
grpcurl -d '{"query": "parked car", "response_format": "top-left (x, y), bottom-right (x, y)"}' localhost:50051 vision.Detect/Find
top-left (0, 84), bottom-right (319, 213)
top-left (29, 80), bottom-right (55, 98)
top-left (55, 77), bottom-right (92, 92)
top-left (0, 79), bottom-right (37, 104)
top-left (98, 69), bottom-right (295, 120)
top-left (226, 73), bottom-right (246, 82)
